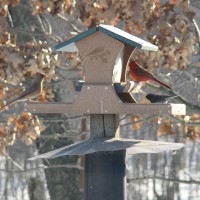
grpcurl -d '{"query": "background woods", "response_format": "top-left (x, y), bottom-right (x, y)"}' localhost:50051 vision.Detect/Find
top-left (0, 0), bottom-right (200, 199)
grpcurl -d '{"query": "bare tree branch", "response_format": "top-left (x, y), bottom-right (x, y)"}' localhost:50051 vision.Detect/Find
top-left (7, 7), bottom-right (14, 28)
top-left (0, 163), bottom-right (82, 173)
top-left (127, 175), bottom-right (200, 185)
top-left (57, 14), bottom-right (83, 33)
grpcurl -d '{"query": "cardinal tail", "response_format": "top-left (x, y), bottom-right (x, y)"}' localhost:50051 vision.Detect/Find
top-left (0, 98), bottom-right (20, 112)
top-left (153, 78), bottom-right (172, 90)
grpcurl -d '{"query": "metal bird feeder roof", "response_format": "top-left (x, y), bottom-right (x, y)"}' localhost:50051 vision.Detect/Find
top-left (54, 24), bottom-right (158, 52)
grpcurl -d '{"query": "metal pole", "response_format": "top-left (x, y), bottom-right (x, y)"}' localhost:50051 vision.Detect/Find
top-left (84, 151), bottom-right (126, 200)
top-left (84, 114), bottom-right (126, 200)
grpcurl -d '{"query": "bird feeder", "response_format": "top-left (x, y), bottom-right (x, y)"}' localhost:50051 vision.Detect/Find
top-left (27, 24), bottom-right (185, 200)
top-left (25, 24), bottom-right (185, 115)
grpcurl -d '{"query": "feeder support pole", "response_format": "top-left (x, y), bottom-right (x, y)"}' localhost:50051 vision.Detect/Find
top-left (84, 114), bottom-right (126, 200)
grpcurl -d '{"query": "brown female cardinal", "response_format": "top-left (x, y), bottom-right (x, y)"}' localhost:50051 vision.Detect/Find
top-left (0, 72), bottom-right (46, 112)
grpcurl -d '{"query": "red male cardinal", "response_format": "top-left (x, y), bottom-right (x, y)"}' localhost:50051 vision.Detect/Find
top-left (129, 61), bottom-right (171, 89)
top-left (0, 72), bottom-right (46, 112)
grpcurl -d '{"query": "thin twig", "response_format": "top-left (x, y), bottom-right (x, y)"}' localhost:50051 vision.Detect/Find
top-left (5, 153), bottom-right (24, 171)
top-left (120, 115), bottom-right (156, 127)
top-left (8, 27), bottom-right (48, 36)
top-left (38, 131), bottom-right (89, 139)
top-left (193, 19), bottom-right (200, 43)
top-left (40, 13), bottom-right (52, 34)
top-left (7, 8), bottom-right (14, 28)
top-left (120, 114), bottom-right (132, 121)
top-left (57, 14), bottom-right (83, 33)
top-left (0, 163), bottom-right (82, 173)
top-left (35, 14), bottom-right (60, 42)
top-left (127, 175), bottom-right (200, 184)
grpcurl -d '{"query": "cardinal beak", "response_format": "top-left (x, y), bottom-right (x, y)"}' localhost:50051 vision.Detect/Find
top-left (41, 73), bottom-right (47, 78)
top-left (36, 72), bottom-right (47, 78)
